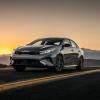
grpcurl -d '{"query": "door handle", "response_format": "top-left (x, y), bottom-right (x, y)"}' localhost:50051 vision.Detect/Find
top-left (78, 50), bottom-right (80, 52)
top-left (71, 49), bottom-right (74, 52)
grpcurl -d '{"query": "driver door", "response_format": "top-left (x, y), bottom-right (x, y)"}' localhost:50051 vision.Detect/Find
top-left (61, 39), bottom-right (74, 66)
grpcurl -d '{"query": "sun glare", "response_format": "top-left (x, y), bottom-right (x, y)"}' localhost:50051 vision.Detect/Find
top-left (0, 48), bottom-right (11, 55)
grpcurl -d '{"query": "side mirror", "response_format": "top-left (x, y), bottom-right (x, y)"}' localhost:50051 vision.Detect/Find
top-left (62, 44), bottom-right (71, 47)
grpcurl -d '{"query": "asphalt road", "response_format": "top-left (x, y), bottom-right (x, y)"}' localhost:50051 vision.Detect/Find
top-left (1, 69), bottom-right (100, 100)
top-left (0, 59), bottom-right (100, 100)
top-left (0, 63), bottom-right (99, 84)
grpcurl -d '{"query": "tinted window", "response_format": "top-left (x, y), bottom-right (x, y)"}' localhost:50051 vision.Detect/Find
top-left (63, 39), bottom-right (71, 46)
top-left (28, 38), bottom-right (64, 46)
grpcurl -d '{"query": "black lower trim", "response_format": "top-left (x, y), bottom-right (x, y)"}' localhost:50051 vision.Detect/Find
top-left (13, 59), bottom-right (44, 67)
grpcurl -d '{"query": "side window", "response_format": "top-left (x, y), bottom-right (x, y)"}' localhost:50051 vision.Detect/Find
top-left (71, 40), bottom-right (78, 48)
top-left (33, 40), bottom-right (43, 45)
top-left (63, 39), bottom-right (71, 46)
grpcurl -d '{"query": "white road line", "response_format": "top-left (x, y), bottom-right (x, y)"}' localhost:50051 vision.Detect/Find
top-left (0, 69), bottom-right (100, 92)
top-left (0, 67), bottom-right (13, 71)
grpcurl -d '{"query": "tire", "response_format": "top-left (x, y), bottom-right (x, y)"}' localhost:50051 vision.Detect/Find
top-left (54, 55), bottom-right (64, 72)
top-left (76, 57), bottom-right (84, 71)
top-left (13, 66), bottom-right (26, 72)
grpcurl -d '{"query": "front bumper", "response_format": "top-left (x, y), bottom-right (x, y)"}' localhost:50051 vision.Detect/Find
top-left (10, 54), bottom-right (56, 67)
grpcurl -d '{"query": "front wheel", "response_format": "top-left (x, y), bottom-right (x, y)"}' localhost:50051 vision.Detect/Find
top-left (54, 55), bottom-right (64, 72)
top-left (13, 66), bottom-right (26, 72)
top-left (76, 57), bottom-right (84, 71)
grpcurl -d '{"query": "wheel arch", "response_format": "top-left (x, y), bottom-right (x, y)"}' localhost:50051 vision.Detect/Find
top-left (79, 55), bottom-right (84, 62)
top-left (57, 53), bottom-right (64, 62)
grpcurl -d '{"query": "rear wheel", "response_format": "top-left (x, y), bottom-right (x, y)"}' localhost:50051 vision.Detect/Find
top-left (76, 57), bottom-right (84, 71)
top-left (54, 55), bottom-right (64, 72)
top-left (13, 66), bottom-right (26, 72)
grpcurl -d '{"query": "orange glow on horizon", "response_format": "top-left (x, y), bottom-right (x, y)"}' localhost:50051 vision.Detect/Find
top-left (0, 48), bottom-right (12, 55)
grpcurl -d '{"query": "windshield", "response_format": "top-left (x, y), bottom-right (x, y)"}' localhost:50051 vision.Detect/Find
top-left (28, 38), bottom-right (64, 46)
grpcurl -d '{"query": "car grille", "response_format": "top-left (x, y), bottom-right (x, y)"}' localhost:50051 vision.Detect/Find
top-left (15, 51), bottom-right (39, 55)
top-left (13, 59), bottom-right (42, 66)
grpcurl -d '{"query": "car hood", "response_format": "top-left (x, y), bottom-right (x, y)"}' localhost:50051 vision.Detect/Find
top-left (16, 45), bottom-right (56, 51)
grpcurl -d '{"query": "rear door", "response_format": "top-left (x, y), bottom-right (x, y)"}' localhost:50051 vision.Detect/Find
top-left (70, 40), bottom-right (80, 65)
top-left (61, 39), bottom-right (74, 65)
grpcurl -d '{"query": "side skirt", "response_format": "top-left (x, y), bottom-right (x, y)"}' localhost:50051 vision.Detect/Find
top-left (63, 65), bottom-right (77, 69)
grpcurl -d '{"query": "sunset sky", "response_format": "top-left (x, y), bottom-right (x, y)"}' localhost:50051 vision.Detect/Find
top-left (0, 0), bottom-right (100, 54)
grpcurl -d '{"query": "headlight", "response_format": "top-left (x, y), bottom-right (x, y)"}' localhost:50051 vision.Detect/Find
top-left (40, 48), bottom-right (55, 54)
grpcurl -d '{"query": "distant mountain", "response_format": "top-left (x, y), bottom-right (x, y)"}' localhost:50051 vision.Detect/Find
top-left (82, 48), bottom-right (100, 60)
top-left (0, 55), bottom-right (10, 65)
top-left (0, 48), bottom-right (100, 65)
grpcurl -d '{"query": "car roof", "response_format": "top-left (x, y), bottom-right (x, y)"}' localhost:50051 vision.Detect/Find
top-left (40, 37), bottom-right (70, 40)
